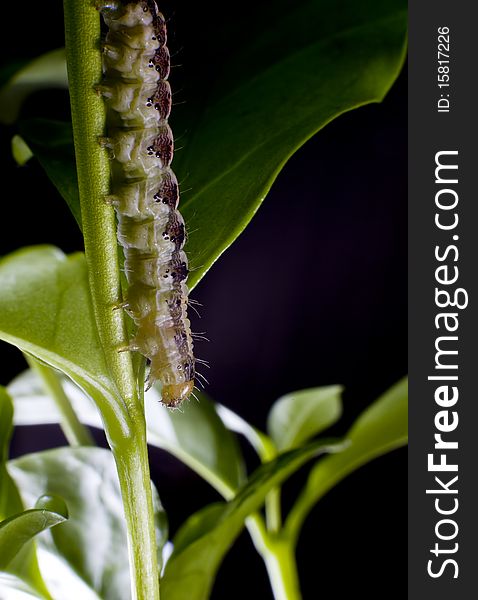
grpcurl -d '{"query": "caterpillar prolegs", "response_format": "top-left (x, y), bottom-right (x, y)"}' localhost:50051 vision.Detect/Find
top-left (98, 0), bottom-right (195, 407)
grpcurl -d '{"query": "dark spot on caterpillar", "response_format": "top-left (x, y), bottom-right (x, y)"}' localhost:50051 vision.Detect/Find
top-left (146, 127), bottom-right (174, 166)
top-left (145, 0), bottom-right (167, 45)
top-left (145, 81), bottom-right (172, 119)
top-left (149, 46), bottom-right (170, 80)
top-left (150, 168), bottom-right (179, 206)
top-left (158, 180), bottom-right (179, 207)
top-left (171, 260), bottom-right (188, 283)
top-left (182, 358), bottom-right (195, 380)
top-left (165, 218), bottom-right (185, 249)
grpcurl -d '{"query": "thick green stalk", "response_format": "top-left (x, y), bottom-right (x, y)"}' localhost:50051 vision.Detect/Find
top-left (63, 0), bottom-right (135, 411)
top-left (265, 488), bottom-right (282, 533)
top-left (63, 2), bottom-right (160, 599)
top-left (247, 516), bottom-right (302, 600)
top-left (262, 537), bottom-right (302, 600)
top-left (26, 355), bottom-right (95, 447)
top-left (114, 416), bottom-right (161, 600)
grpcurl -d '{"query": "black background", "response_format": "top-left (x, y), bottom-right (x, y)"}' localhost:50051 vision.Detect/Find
top-left (0, 2), bottom-right (407, 598)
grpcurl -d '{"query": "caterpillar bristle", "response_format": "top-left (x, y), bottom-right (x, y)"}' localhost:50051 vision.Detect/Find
top-left (117, 342), bottom-right (140, 353)
top-left (112, 300), bottom-right (130, 311)
top-left (195, 371), bottom-right (209, 387)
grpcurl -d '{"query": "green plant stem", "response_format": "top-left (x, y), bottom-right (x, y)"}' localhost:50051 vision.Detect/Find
top-left (247, 515), bottom-right (302, 600)
top-left (265, 488), bottom-right (282, 533)
top-left (63, 0), bottom-right (136, 412)
top-left (114, 417), bottom-right (160, 600)
top-left (63, 2), bottom-right (160, 599)
top-left (264, 538), bottom-right (302, 600)
top-left (26, 355), bottom-right (95, 447)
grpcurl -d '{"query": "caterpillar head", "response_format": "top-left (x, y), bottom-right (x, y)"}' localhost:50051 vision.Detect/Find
top-left (161, 381), bottom-right (194, 407)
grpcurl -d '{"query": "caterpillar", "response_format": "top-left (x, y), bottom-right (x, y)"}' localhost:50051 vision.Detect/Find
top-left (98, 0), bottom-right (195, 407)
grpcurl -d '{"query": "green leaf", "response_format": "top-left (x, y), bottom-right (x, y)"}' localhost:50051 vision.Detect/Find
top-left (0, 495), bottom-right (68, 570)
top-left (19, 0), bottom-right (406, 287)
top-left (216, 404), bottom-right (277, 462)
top-left (161, 438), bottom-right (345, 600)
top-left (267, 385), bottom-right (343, 451)
top-left (144, 388), bottom-right (246, 499)
top-left (285, 377), bottom-right (408, 543)
top-left (11, 135), bottom-right (33, 166)
top-left (0, 246), bottom-right (127, 432)
top-left (8, 370), bottom-right (100, 430)
top-left (0, 49), bottom-right (68, 125)
top-left (9, 370), bottom-right (245, 500)
top-left (174, 0), bottom-right (408, 287)
top-left (8, 447), bottom-right (167, 600)
top-left (0, 388), bottom-right (23, 520)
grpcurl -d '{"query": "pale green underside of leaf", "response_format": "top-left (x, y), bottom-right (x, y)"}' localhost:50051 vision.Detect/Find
top-left (8, 447), bottom-right (166, 600)
top-left (0, 499), bottom-right (68, 571)
top-left (0, 246), bottom-right (130, 431)
top-left (0, 573), bottom-right (44, 599)
top-left (8, 369), bottom-right (245, 500)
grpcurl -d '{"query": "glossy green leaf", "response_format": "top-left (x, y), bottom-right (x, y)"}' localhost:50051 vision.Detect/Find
top-left (20, 0), bottom-right (406, 287)
top-left (0, 496), bottom-right (68, 570)
top-left (8, 447), bottom-right (167, 600)
top-left (0, 49), bottom-right (67, 125)
top-left (216, 404), bottom-right (277, 462)
top-left (285, 377), bottom-right (408, 542)
top-left (9, 370), bottom-right (100, 430)
top-left (9, 370), bottom-right (245, 499)
top-left (267, 385), bottom-right (343, 451)
top-left (176, 0), bottom-right (407, 288)
top-left (0, 246), bottom-right (126, 429)
top-left (145, 388), bottom-right (246, 499)
top-left (161, 438), bottom-right (345, 600)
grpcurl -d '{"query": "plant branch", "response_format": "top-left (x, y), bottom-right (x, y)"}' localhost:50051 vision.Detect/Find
top-left (247, 515), bottom-right (302, 600)
top-left (26, 355), bottom-right (95, 447)
top-left (63, 2), bottom-right (160, 599)
top-left (265, 488), bottom-right (282, 533)
top-left (114, 419), bottom-right (161, 600)
top-left (63, 0), bottom-right (136, 414)
top-left (262, 535), bottom-right (302, 600)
